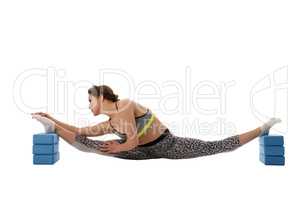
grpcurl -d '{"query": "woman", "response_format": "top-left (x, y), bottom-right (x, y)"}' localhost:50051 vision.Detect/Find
top-left (31, 85), bottom-right (281, 160)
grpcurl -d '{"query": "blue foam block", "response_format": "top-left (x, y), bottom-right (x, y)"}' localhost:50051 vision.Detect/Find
top-left (33, 133), bottom-right (58, 144)
top-left (33, 153), bottom-right (60, 165)
top-left (33, 144), bottom-right (59, 154)
top-left (259, 145), bottom-right (284, 156)
top-left (259, 135), bottom-right (284, 146)
top-left (259, 154), bottom-right (285, 165)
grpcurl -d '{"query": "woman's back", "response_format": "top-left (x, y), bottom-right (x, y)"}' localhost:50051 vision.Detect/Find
top-left (110, 99), bottom-right (168, 145)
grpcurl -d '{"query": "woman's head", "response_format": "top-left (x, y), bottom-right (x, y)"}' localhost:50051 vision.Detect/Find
top-left (88, 85), bottom-right (119, 115)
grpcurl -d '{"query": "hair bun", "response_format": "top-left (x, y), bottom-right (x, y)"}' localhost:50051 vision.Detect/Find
top-left (88, 85), bottom-right (119, 102)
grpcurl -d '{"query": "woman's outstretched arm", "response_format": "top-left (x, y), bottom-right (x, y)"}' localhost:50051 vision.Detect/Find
top-left (32, 112), bottom-right (112, 136)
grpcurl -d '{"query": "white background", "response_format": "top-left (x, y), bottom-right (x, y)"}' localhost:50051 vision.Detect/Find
top-left (0, 1), bottom-right (299, 200)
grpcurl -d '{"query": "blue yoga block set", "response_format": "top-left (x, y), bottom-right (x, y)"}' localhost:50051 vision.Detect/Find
top-left (259, 135), bottom-right (285, 165)
top-left (33, 133), bottom-right (59, 165)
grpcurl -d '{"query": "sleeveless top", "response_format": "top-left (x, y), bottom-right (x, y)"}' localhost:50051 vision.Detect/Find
top-left (109, 102), bottom-right (155, 143)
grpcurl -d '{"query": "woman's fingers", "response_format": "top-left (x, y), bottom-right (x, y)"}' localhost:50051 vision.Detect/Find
top-left (99, 140), bottom-right (118, 153)
top-left (102, 141), bottom-right (113, 146)
top-left (100, 147), bottom-right (109, 152)
top-left (100, 146), bottom-right (107, 150)
top-left (99, 143), bottom-right (111, 152)
top-left (31, 112), bottom-right (43, 116)
top-left (31, 112), bottom-right (48, 117)
top-left (100, 143), bottom-right (108, 147)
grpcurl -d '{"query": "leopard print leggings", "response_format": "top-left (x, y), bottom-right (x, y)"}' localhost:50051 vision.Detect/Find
top-left (73, 129), bottom-right (241, 160)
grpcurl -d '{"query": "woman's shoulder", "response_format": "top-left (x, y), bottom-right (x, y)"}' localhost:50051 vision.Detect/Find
top-left (118, 98), bottom-right (135, 111)
top-left (117, 99), bottom-right (149, 117)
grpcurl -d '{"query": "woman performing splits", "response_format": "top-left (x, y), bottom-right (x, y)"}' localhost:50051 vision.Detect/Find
top-left (31, 85), bottom-right (281, 160)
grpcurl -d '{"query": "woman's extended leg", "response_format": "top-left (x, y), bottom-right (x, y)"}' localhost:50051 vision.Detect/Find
top-left (154, 118), bottom-right (282, 159)
top-left (239, 127), bottom-right (262, 145)
top-left (55, 124), bottom-right (77, 144)
top-left (55, 124), bottom-right (110, 155)
top-left (32, 114), bottom-right (77, 144)
top-left (239, 118), bottom-right (282, 145)
top-left (55, 124), bottom-right (106, 153)
top-left (158, 134), bottom-right (241, 159)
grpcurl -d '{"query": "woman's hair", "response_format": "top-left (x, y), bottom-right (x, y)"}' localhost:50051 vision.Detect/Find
top-left (88, 85), bottom-right (119, 102)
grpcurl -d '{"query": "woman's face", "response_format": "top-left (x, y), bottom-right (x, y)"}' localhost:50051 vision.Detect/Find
top-left (88, 95), bottom-right (102, 115)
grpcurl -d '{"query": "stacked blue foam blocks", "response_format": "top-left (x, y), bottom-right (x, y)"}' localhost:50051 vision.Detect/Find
top-left (33, 133), bottom-right (60, 165)
top-left (259, 134), bottom-right (285, 165)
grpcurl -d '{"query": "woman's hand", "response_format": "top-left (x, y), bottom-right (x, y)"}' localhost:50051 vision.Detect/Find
top-left (31, 112), bottom-right (53, 120)
top-left (99, 140), bottom-right (123, 154)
